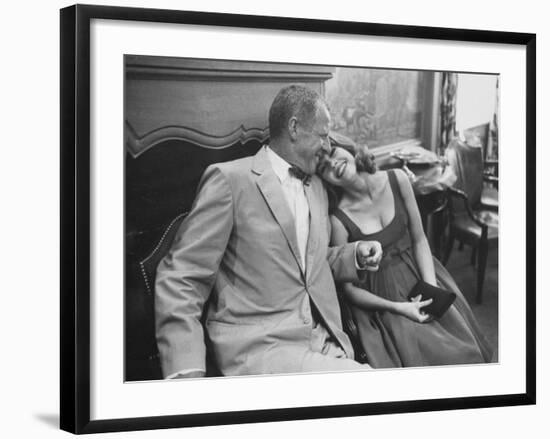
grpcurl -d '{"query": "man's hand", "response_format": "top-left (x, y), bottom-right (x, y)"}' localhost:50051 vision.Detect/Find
top-left (356, 240), bottom-right (383, 271)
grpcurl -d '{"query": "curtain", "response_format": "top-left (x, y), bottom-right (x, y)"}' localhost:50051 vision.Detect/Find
top-left (439, 72), bottom-right (458, 155)
top-left (486, 76), bottom-right (499, 160)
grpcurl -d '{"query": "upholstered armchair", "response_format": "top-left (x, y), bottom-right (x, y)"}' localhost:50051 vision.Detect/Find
top-left (137, 212), bottom-right (222, 378)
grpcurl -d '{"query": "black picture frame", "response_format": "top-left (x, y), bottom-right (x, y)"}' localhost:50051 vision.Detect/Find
top-left (60, 4), bottom-right (536, 434)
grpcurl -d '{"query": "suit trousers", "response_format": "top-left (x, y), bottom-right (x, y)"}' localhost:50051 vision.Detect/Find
top-left (302, 320), bottom-right (369, 372)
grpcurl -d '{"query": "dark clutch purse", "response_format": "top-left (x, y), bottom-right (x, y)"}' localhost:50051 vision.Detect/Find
top-left (408, 280), bottom-right (457, 319)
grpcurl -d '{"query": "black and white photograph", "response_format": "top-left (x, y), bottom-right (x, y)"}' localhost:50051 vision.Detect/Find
top-left (51, 2), bottom-right (539, 436)
top-left (3, 0), bottom-right (548, 437)
top-left (125, 56), bottom-right (500, 381)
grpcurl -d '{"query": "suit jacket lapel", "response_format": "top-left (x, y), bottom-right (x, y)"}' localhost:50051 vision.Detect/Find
top-left (252, 148), bottom-right (303, 273)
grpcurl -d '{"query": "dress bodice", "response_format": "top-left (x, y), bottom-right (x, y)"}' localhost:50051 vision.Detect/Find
top-left (332, 170), bottom-right (412, 268)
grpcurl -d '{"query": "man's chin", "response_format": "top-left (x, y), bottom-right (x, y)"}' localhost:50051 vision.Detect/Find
top-left (307, 160), bottom-right (320, 175)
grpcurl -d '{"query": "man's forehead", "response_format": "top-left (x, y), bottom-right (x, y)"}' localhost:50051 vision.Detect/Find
top-left (316, 103), bottom-right (331, 124)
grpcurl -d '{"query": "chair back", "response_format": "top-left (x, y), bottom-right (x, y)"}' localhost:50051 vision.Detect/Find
top-left (134, 211), bottom-right (224, 379)
top-left (124, 213), bottom-right (188, 381)
top-left (140, 212), bottom-right (188, 297)
top-left (445, 137), bottom-right (484, 211)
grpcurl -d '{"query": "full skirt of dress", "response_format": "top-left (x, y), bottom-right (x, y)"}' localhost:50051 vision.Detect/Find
top-left (351, 253), bottom-right (493, 368)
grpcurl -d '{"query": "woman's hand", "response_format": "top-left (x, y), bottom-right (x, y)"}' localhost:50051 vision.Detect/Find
top-left (393, 295), bottom-right (433, 323)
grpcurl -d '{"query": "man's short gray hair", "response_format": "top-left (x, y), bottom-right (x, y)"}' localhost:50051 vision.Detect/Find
top-left (268, 85), bottom-right (325, 140)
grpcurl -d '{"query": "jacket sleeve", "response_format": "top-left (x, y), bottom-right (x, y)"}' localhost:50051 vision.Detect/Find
top-left (327, 242), bottom-right (360, 283)
top-left (155, 165), bottom-right (233, 377)
top-left (317, 179), bottom-right (360, 283)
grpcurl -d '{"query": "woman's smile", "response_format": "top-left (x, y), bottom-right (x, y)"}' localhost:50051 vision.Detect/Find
top-left (334, 160), bottom-right (347, 179)
top-left (317, 146), bottom-right (359, 185)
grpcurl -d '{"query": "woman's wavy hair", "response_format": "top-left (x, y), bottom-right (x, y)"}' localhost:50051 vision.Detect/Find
top-left (325, 141), bottom-right (377, 211)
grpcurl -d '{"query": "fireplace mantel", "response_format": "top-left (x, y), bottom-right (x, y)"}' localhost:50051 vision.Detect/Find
top-left (125, 56), bottom-right (335, 158)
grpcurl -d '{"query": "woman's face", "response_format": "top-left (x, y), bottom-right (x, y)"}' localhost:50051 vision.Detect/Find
top-left (318, 146), bottom-right (357, 186)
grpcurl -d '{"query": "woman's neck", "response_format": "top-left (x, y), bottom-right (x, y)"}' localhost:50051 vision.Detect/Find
top-left (342, 172), bottom-right (383, 203)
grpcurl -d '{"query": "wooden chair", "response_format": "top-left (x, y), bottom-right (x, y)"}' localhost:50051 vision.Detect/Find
top-left (481, 158), bottom-right (499, 210)
top-left (442, 137), bottom-right (499, 304)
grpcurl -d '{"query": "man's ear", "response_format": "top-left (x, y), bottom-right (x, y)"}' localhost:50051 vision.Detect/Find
top-left (288, 116), bottom-right (299, 141)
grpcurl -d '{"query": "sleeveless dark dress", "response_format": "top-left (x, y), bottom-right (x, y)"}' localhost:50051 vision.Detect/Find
top-left (332, 170), bottom-right (493, 367)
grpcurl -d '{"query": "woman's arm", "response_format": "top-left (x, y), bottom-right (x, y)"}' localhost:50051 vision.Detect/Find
top-left (394, 169), bottom-right (437, 285)
top-left (330, 214), bottom-right (432, 322)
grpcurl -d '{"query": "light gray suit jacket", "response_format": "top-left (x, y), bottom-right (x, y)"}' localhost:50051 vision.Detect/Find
top-left (155, 146), bottom-right (360, 377)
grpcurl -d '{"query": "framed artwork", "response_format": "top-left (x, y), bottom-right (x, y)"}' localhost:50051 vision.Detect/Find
top-left (60, 4), bottom-right (536, 434)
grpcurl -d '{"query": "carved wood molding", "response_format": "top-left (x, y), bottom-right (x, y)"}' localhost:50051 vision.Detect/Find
top-left (125, 56), bottom-right (334, 82)
top-left (126, 120), bottom-right (269, 158)
top-left (126, 118), bottom-right (422, 160)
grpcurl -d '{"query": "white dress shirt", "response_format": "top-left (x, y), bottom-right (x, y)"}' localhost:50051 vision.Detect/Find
top-left (266, 146), bottom-right (310, 270)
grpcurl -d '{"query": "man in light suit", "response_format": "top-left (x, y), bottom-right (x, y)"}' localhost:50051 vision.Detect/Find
top-left (155, 85), bottom-right (382, 378)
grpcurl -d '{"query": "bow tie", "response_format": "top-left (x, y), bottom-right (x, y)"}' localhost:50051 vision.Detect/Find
top-left (288, 165), bottom-right (311, 186)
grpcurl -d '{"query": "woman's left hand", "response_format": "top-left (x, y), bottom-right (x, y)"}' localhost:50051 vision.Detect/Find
top-left (394, 296), bottom-right (434, 323)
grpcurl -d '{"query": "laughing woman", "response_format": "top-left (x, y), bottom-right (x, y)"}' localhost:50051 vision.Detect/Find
top-left (319, 144), bottom-right (493, 368)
